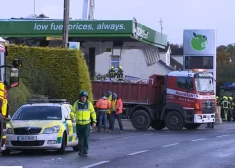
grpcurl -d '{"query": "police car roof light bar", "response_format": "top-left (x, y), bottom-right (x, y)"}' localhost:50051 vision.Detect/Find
top-left (27, 99), bottom-right (69, 104)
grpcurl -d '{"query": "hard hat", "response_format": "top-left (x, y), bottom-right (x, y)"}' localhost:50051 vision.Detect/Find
top-left (112, 93), bottom-right (117, 99)
top-left (216, 96), bottom-right (219, 99)
top-left (79, 90), bottom-right (88, 97)
top-left (111, 66), bottom-right (114, 69)
top-left (107, 91), bottom-right (112, 97)
top-left (101, 92), bottom-right (106, 97)
top-left (118, 66), bottom-right (122, 69)
top-left (229, 97), bottom-right (233, 100)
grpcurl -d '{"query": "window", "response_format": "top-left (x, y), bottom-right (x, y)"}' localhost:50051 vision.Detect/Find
top-left (177, 77), bottom-right (193, 90)
top-left (110, 55), bottom-right (120, 69)
top-left (63, 106), bottom-right (69, 119)
top-left (184, 56), bottom-right (213, 69)
top-left (12, 106), bottom-right (62, 120)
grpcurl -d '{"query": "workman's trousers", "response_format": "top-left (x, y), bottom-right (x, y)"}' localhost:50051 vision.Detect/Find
top-left (221, 108), bottom-right (229, 121)
top-left (98, 111), bottom-right (107, 130)
top-left (110, 111), bottom-right (123, 131)
top-left (227, 109), bottom-right (233, 121)
top-left (76, 124), bottom-right (90, 153)
top-left (107, 113), bottom-right (112, 129)
top-left (206, 122), bottom-right (214, 128)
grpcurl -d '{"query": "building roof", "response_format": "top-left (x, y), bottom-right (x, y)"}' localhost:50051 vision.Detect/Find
top-left (159, 47), bottom-right (183, 55)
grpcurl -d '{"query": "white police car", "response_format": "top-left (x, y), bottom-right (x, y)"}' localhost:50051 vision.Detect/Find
top-left (2, 99), bottom-right (79, 155)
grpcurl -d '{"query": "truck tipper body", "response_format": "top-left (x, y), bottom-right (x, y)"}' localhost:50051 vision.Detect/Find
top-left (92, 69), bottom-right (215, 130)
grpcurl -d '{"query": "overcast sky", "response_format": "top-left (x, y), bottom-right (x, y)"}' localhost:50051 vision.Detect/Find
top-left (1, 0), bottom-right (234, 46)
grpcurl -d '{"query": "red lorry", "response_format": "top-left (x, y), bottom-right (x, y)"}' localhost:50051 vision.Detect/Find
top-left (92, 69), bottom-right (216, 131)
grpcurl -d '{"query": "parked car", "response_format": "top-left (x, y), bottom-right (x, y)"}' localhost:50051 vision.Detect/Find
top-left (2, 99), bottom-right (79, 155)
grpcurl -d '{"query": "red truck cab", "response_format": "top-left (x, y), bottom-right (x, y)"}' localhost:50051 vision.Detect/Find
top-left (92, 69), bottom-right (215, 131)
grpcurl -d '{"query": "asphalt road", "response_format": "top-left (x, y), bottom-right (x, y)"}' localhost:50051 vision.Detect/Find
top-left (1, 121), bottom-right (235, 168)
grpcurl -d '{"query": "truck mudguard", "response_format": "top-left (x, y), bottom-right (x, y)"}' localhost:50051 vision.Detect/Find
top-left (130, 105), bottom-right (154, 119)
top-left (160, 102), bottom-right (185, 120)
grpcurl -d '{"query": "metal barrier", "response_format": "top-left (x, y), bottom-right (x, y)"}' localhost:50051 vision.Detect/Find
top-left (215, 106), bottom-right (222, 124)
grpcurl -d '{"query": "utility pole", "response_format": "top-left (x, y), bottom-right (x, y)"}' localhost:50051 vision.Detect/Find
top-left (62, 0), bottom-right (70, 48)
top-left (34, 0), bottom-right (36, 14)
top-left (159, 18), bottom-right (163, 38)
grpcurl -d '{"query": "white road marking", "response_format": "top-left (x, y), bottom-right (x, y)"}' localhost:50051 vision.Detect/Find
top-left (127, 150), bottom-right (149, 156)
top-left (216, 134), bottom-right (228, 138)
top-left (81, 161), bottom-right (110, 168)
top-left (161, 143), bottom-right (179, 147)
top-left (191, 138), bottom-right (206, 142)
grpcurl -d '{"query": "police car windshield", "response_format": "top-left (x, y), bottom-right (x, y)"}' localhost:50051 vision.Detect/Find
top-left (12, 106), bottom-right (62, 120)
top-left (195, 78), bottom-right (214, 92)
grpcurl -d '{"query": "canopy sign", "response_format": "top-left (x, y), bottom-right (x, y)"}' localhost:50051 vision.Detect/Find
top-left (0, 20), bottom-right (167, 47)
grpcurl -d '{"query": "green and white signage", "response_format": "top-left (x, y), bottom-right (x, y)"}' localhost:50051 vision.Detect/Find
top-left (0, 20), bottom-right (167, 47)
top-left (0, 20), bottom-right (132, 35)
top-left (183, 29), bottom-right (216, 55)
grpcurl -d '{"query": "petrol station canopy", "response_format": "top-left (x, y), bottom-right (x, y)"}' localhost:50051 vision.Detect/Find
top-left (0, 19), bottom-right (168, 67)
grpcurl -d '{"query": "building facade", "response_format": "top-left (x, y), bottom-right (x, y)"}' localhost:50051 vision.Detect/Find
top-left (95, 46), bottom-right (183, 79)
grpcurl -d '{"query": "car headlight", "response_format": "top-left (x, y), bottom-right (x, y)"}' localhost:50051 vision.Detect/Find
top-left (6, 128), bottom-right (13, 134)
top-left (43, 126), bottom-right (60, 134)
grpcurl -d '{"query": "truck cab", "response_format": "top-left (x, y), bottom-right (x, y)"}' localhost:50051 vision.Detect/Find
top-left (162, 69), bottom-right (215, 130)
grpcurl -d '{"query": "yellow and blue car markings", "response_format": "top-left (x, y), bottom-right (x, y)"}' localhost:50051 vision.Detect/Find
top-left (7, 120), bottom-right (78, 145)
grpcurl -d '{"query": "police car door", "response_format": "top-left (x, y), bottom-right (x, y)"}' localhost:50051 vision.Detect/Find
top-left (64, 105), bottom-right (76, 141)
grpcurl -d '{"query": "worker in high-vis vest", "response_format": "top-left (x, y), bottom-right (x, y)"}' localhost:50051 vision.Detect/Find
top-left (221, 96), bottom-right (229, 121)
top-left (232, 101), bottom-right (235, 121)
top-left (116, 66), bottom-right (124, 81)
top-left (109, 93), bottom-right (124, 133)
top-left (70, 90), bottom-right (96, 156)
top-left (109, 66), bottom-right (116, 80)
top-left (96, 92), bottom-right (111, 132)
top-left (216, 96), bottom-right (219, 105)
top-left (106, 91), bottom-right (112, 129)
top-left (228, 97), bottom-right (233, 121)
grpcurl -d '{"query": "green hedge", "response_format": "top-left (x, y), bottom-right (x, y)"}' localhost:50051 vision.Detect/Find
top-left (7, 45), bottom-right (93, 103)
top-left (8, 80), bottom-right (30, 115)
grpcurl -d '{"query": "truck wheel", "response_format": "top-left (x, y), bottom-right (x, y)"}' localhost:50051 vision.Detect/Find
top-left (151, 120), bottom-right (165, 130)
top-left (131, 110), bottom-right (151, 130)
top-left (165, 111), bottom-right (184, 130)
top-left (184, 123), bottom-right (201, 130)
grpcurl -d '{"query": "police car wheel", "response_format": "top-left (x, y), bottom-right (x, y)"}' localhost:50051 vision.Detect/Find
top-left (2, 149), bottom-right (10, 155)
top-left (58, 133), bottom-right (66, 154)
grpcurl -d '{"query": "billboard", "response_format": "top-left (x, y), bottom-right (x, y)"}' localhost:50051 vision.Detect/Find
top-left (183, 29), bottom-right (216, 55)
top-left (183, 29), bottom-right (216, 94)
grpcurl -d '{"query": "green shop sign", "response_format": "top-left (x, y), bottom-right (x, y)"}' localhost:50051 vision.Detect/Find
top-left (0, 20), bottom-right (167, 47)
top-left (0, 20), bottom-right (133, 36)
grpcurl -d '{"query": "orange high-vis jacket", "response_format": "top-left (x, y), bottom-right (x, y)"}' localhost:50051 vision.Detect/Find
top-left (115, 98), bottom-right (123, 114)
top-left (96, 98), bottom-right (111, 110)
